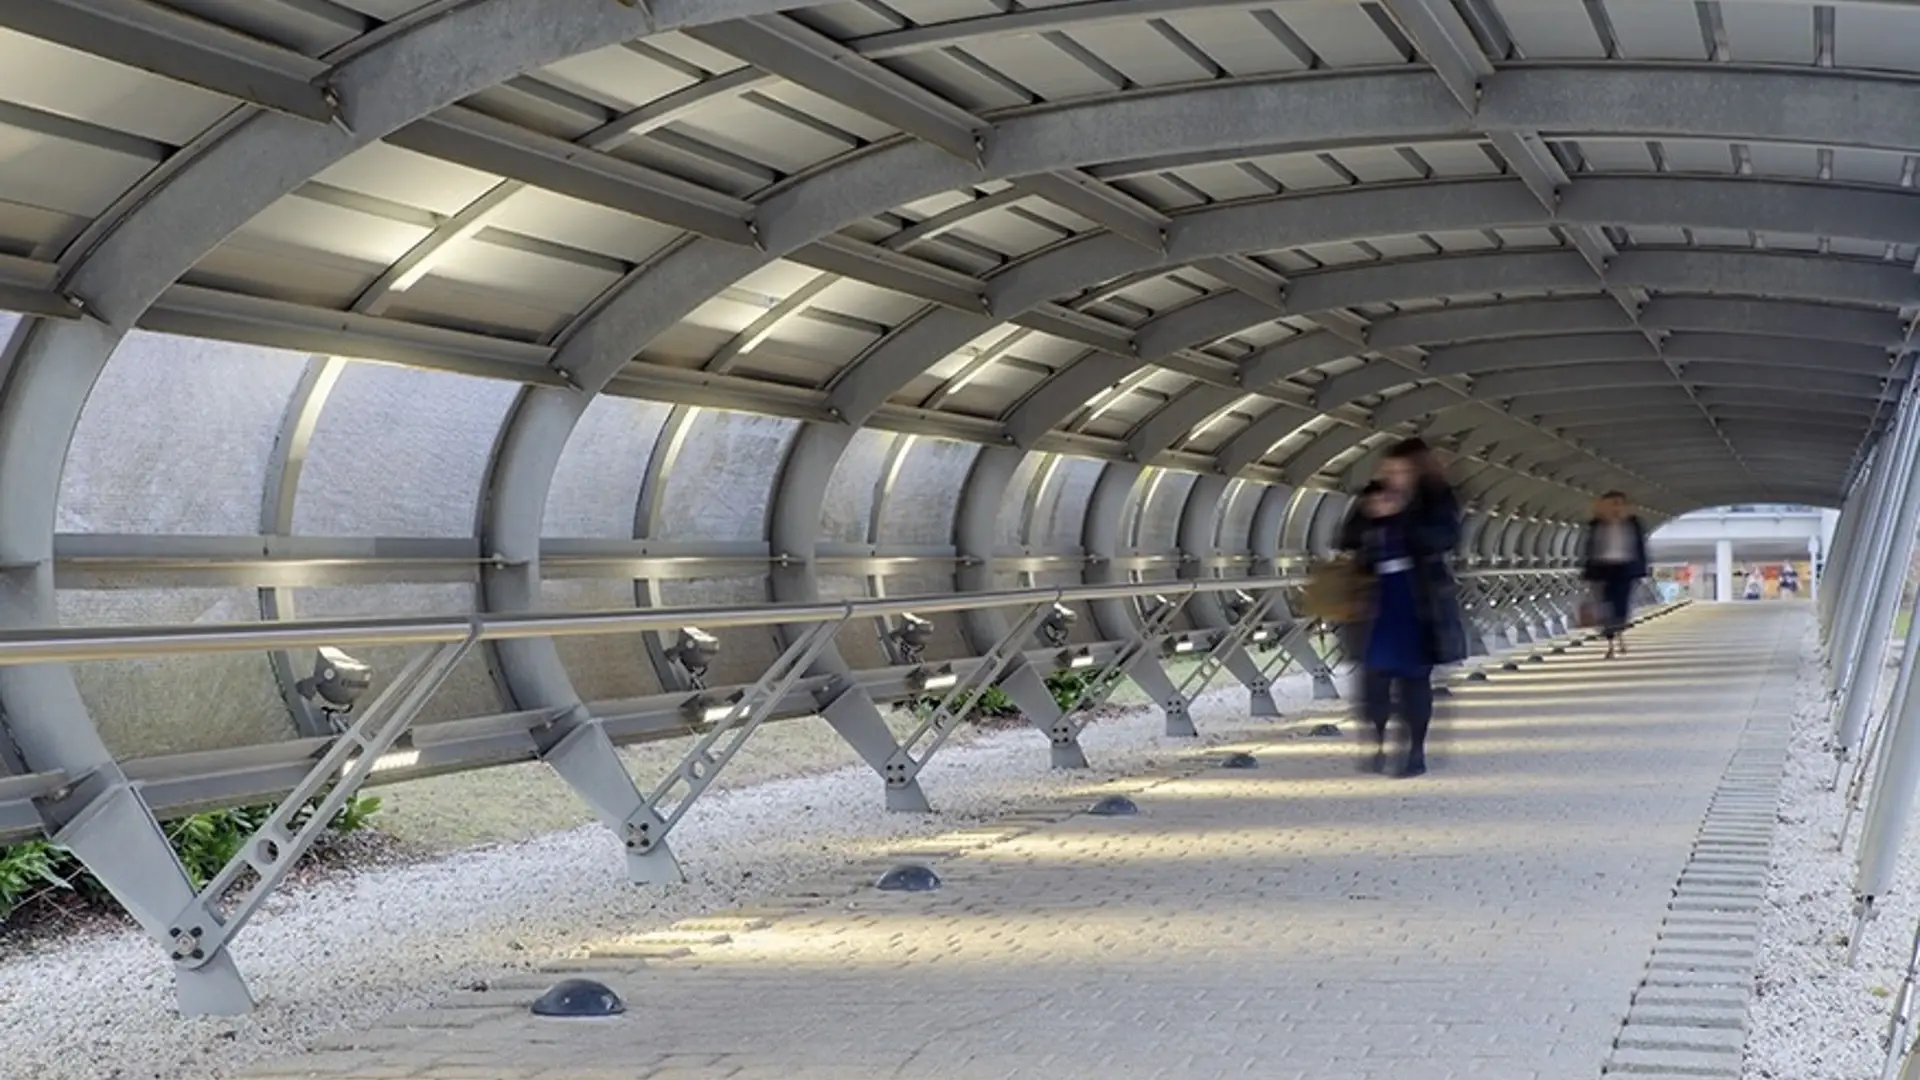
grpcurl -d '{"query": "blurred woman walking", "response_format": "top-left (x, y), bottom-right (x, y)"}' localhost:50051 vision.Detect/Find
top-left (1582, 491), bottom-right (1650, 659)
top-left (1337, 438), bottom-right (1467, 778)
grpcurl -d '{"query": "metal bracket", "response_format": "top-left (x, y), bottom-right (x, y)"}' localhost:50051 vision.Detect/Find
top-left (164, 631), bottom-right (479, 983)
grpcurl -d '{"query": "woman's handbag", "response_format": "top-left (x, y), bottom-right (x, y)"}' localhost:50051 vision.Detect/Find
top-left (1303, 556), bottom-right (1369, 624)
top-left (1577, 586), bottom-right (1608, 628)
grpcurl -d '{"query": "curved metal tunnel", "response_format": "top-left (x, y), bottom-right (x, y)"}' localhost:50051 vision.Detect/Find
top-left (0, 0), bottom-right (1907, 1015)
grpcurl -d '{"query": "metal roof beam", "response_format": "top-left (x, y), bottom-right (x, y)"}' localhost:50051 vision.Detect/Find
top-left (542, 66), bottom-right (1920, 405)
top-left (0, 0), bottom-right (341, 124)
top-left (1378, 0), bottom-right (1495, 112)
top-left (143, 284), bottom-right (560, 383)
top-left (391, 108), bottom-right (758, 247)
top-left (1642, 298), bottom-right (1904, 347)
top-left (1512, 385), bottom-right (1883, 418)
top-left (685, 14), bottom-right (986, 163)
top-left (1414, 331), bottom-right (1896, 381)
top-left (1476, 362), bottom-right (1894, 402)
top-left (1552, 409), bottom-right (1880, 433)
top-left (1018, 171), bottom-right (1171, 252)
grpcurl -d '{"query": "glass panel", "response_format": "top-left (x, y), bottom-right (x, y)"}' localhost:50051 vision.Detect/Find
top-left (654, 412), bottom-right (795, 543)
top-left (544, 396), bottom-right (673, 538)
top-left (1282, 490), bottom-right (1323, 552)
top-left (656, 576), bottom-right (780, 687)
top-left (819, 430), bottom-right (893, 544)
top-left (1218, 479), bottom-right (1264, 555)
top-left (878, 437), bottom-right (978, 546)
top-left (1031, 456), bottom-right (1103, 549)
top-left (1307, 494), bottom-right (1354, 555)
top-left (994, 452), bottom-right (1044, 548)
top-left (293, 362), bottom-right (519, 537)
top-left (539, 578), bottom-right (665, 703)
top-left (1135, 471), bottom-right (1197, 553)
top-left (288, 584), bottom-right (500, 724)
top-left (59, 588), bottom-right (291, 759)
top-left (61, 333), bottom-right (307, 533)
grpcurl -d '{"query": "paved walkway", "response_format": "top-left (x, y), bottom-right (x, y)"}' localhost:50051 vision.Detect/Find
top-left (247, 603), bottom-right (1804, 1080)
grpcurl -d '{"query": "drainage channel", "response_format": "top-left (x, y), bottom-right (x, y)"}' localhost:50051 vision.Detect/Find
top-left (1601, 697), bottom-right (1793, 1077)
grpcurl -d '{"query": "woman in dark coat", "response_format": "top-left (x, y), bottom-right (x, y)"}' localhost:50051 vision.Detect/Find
top-left (1582, 491), bottom-right (1650, 658)
top-left (1337, 438), bottom-right (1467, 777)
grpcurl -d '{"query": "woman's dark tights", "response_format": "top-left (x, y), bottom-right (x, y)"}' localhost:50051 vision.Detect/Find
top-left (1362, 668), bottom-right (1433, 775)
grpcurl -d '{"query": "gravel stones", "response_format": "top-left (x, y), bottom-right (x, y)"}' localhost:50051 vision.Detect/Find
top-left (1744, 623), bottom-right (1904, 1080)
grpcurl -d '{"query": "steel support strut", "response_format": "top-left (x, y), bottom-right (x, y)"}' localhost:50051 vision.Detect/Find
top-left (1883, 914), bottom-right (1920, 1080)
top-left (1059, 592), bottom-right (1194, 752)
top-left (626, 614), bottom-right (849, 880)
top-left (1834, 387), bottom-right (1920, 773)
top-left (1823, 478), bottom-right (1871, 650)
top-left (1833, 396), bottom-right (1920, 703)
top-left (881, 600), bottom-right (1060, 802)
top-left (1841, 569), bottom-right (1920, 857)
top-left (1248, 614), bottom-right (1322, 691)
top-left (1167, 589), bottom-right (1282, 725)
top-left (1279, 592), bottom-right (1343, 699)
top-left (165, 636), bottom-right (477, 1005)
top-left (1848, 549), bottom-right (1920, 964)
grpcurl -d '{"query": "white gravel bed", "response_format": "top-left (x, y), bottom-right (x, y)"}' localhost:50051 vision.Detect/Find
top-left (0, 670), bottom-right (1336, 1080)
top-left (1746, 625), bottom-right (1914, 1079)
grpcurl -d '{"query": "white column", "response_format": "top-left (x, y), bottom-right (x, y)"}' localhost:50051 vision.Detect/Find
top-left (1716, 540), bottom-right (1735, 602)
top-left (1810, 534), bottom-right (1822, 605)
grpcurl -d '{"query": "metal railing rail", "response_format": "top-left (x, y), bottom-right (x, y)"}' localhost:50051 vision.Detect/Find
top-left (0, 565), bottom-right (1576, 666)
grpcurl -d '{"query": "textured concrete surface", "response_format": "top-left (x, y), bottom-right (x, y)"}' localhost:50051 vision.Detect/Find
top-left (244, 603), bottom-right (1801, 1080)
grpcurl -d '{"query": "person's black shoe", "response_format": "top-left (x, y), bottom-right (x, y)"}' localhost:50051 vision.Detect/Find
top-left (1397, 755), bottom-right (1427, 779)
top-left (1360, 747), bottom-right (1386, 774)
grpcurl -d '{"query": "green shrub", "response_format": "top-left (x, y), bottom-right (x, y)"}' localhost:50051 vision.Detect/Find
top-left (0, 793), bottom-right (380, 923)
top-left (1044, 668), bottom-right (1095, 711)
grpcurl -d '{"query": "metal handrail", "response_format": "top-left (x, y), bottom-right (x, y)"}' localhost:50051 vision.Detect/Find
top-left (0, 565), bottom-right (1578, 666)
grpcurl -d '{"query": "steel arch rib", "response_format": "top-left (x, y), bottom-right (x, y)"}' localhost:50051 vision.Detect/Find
top-left (1202, 293), bottom-right (1901, 443)
top-left (832, 175), bottom-right (1916, 426)
top-left (544, 68), bottom-right (1920, 408)
top-left (485, 68), bottom-right (1920, 581)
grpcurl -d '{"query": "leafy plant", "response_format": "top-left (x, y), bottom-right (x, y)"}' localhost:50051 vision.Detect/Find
top-left (899, 668), bottom-right (1100, 726)
top-left (0, 840), bottom-right (71, 917)
top-left (0, 792), bottom-right (381, 923)
top-left (1043, 669), bottom-right (1094, 712)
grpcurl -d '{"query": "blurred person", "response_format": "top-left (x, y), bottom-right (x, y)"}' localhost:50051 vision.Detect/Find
top-left (1336, 439), bottom-right (1467, 777)
top-left (1581, 491), bottom-right (1650, 659)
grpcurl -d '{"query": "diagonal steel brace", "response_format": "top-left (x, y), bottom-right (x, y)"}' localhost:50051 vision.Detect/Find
top-left (1165, 589), bottom-right (1281, 727)
top-left (626, 612), bottom-right (850, 875)
top-left (167, 629), bottom-right (480, 972)
top-left (1050, 592), bottom-right (1192, 747)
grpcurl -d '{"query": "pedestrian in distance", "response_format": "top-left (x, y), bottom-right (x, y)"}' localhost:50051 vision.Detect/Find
top-left (1581, 491), bottom-right (1650, 659)
top-left (1336, 438), bottom-right (1468, 778)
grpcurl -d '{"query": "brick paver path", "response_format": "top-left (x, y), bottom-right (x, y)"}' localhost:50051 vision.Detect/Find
top-left (249, 603), bottom-right (1803, 1080)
